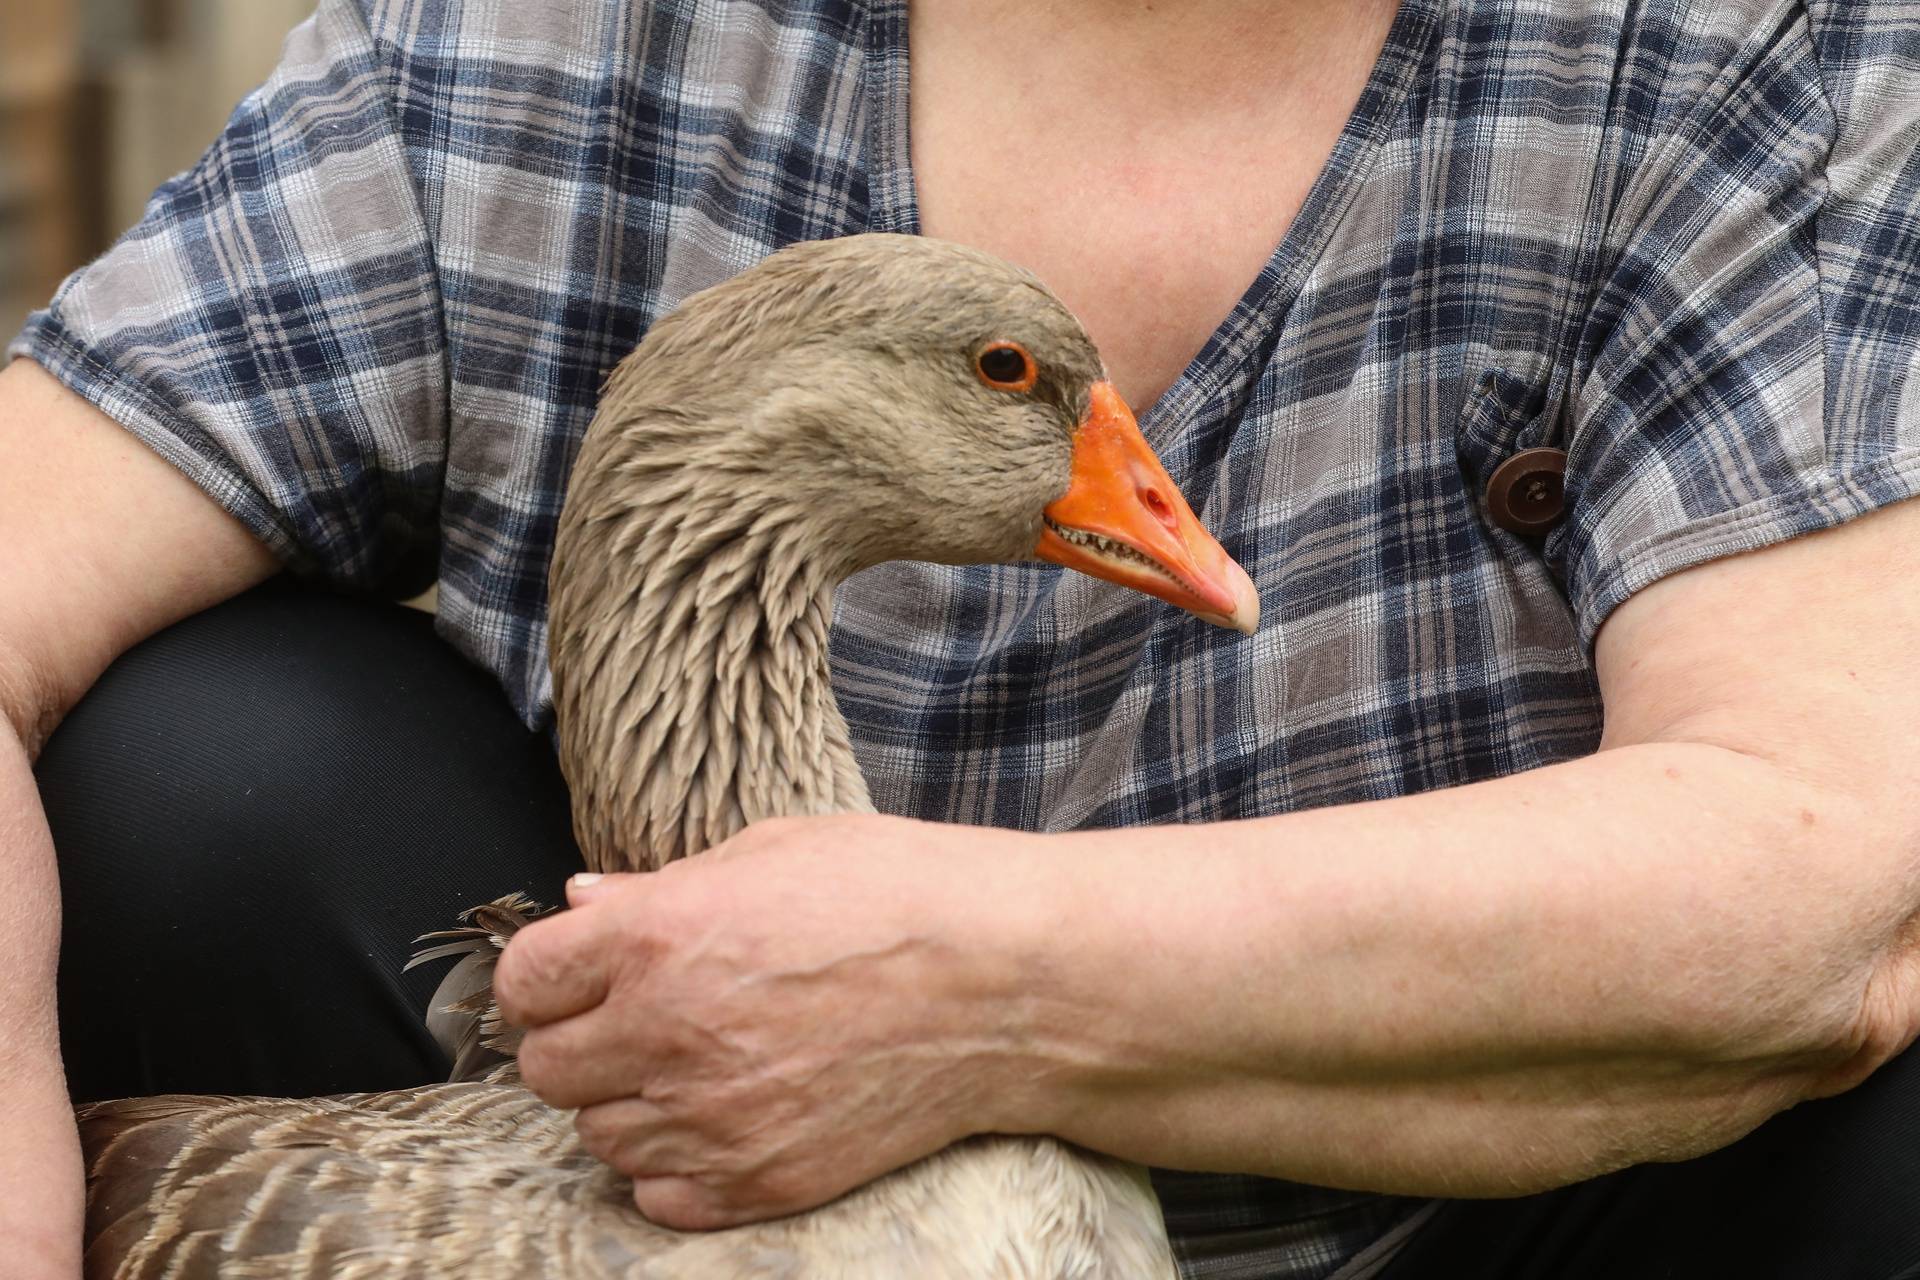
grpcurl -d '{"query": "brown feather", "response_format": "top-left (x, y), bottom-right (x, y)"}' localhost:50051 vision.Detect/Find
top-left (407, 894), bottom-right (551, 1078)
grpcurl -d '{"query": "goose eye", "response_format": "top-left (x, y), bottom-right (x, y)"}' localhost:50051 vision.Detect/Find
top-left (975, 342), bottom-right (1038, 393)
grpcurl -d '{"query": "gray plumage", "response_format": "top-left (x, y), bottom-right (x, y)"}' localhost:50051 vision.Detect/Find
top-left (552, 235), bottom-right (1102, 871)
top-left (76, 234), bottom-right (1180, 1279)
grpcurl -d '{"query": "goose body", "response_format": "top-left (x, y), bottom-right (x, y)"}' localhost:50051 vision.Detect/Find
top-left (84, 1089), bottom-right (1171, 1278)
top-left (77, 234), bottom-right (1258, 1279)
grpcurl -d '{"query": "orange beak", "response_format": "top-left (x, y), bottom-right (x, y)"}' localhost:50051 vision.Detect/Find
top-left (1035, 382), bottom-right (1260, 634)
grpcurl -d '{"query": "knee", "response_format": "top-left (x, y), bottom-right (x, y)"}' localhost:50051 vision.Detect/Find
top-left (37, 582), bottom-right (578, 1097)
top-left (38, 584), bottom-right (444, 926)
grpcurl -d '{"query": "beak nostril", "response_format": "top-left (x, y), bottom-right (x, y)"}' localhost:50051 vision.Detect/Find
top-left (1039, 379), bottom-right (1255, 632)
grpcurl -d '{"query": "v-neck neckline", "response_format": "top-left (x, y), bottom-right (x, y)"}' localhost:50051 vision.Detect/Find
top-left (861, 0), bottom-right (1440, 443)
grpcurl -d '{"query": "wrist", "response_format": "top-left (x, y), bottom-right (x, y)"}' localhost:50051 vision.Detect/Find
top-left (937, 826), bottom-right (1150, 1140)
top-left (969, 824), bottom-right (1283, 1153)
top-left (3, 1227), bottom-right (79, 1280)
top-left (0, 1084), bottom-right (84, 1279)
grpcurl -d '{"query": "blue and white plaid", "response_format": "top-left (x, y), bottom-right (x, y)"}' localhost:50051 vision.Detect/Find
top-left (14, 0), bottom-right (1920, 1274)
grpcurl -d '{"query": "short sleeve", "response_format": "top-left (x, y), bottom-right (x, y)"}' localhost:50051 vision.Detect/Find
top-left (5, 0), bottom-right (446, 595)
top-left (1557, 1), bottom-right (1920, 643)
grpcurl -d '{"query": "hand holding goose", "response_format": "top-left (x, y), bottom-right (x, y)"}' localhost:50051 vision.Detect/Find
top-left (505, 816), bottom-right (1081, 1230)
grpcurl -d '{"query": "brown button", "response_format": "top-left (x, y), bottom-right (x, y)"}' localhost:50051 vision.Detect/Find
top-left (1486, 447), bottom-right (1567, 535)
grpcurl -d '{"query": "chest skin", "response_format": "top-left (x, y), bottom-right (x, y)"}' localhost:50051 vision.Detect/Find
top-left (908, 0), bottom-right (1402, 414)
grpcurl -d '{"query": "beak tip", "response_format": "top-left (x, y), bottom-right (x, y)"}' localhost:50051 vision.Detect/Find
top-left (1195, 589), bottom-right (1260, 635)
top-left (1218, 559), bottom-right (1261, 636)
top-left (1218, 604), bottom-right (1260, 636)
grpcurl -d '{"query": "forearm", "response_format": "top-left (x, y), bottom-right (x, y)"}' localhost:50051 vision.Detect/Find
top-left (0, 719), bottom-right (83, 1276)
top-left (999, 740), bottom-right (1912, 1194)
top-left (0, 359), bottom-right (279, 1274)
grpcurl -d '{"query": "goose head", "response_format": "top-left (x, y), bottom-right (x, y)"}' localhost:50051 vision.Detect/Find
top-left (570, 233), bottom-right (1260, 632)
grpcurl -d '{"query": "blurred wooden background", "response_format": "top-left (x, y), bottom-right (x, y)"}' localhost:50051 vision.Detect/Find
top-left (0, 0), bottom-right (314, 339)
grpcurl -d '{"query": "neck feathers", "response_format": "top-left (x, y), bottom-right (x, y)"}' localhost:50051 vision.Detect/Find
top-left (550, 486), bottom-right (873, 874)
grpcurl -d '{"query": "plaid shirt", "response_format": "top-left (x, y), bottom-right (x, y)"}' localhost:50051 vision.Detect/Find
top-left (14, 0), bottom-right (1920, 1274)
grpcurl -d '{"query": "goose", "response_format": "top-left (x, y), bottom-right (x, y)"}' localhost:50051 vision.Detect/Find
top-left (76, 233), bottom-right (1260, 1279)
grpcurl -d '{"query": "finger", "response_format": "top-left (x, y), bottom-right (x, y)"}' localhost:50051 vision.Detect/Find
top-left (564, 871), bottom-right (643, 907)
top-left (573, 1095), bottom-right (679, 1171)
top-left (631, 1175), bottom-right (740, 1232)
top-left (516, 1010), bottom-right (652, 1109)
top-left (493, 901), bottom-right (623, 1028)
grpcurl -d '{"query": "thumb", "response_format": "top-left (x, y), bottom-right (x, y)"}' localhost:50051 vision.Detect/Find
top-left (564, 871), bottom-right (644, 907)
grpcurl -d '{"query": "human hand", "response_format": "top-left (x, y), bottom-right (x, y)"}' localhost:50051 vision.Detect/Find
top-left (495, 814), bottom-right (1051, 1231)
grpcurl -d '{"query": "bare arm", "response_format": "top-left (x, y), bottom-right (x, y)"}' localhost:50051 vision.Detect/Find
top-left (1010, 494), bottom-right (1920, 1192)
top-left (0, 358), bottom-right (276, 1275)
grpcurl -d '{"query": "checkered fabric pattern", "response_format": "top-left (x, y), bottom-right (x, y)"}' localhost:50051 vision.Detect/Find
top-left (13, 0), bottom-right (1920, 1274)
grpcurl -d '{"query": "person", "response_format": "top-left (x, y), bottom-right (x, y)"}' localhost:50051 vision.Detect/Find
top-left (5, 0), bottom-right (1920, 1275)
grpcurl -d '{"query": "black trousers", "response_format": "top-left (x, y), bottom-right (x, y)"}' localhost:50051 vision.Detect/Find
top-left (38, 582), bottom-right (1920, 1278)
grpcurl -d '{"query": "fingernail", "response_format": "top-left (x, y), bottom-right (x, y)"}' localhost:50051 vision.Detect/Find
top-left (570, 873), bottom-right (603, 888)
